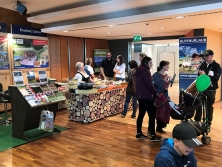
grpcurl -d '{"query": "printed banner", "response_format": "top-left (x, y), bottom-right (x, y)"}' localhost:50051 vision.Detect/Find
top-left (13, 38), bottom-right (49, 69)
top-left (179, 37), bottom-right (207, 90)
top-left (11, 24), bottom-right (47, 37)
top-left (0, 36), bottom-right (9, 70)
top-left (94, 49), bottom-right (109, 73)
top-left (0, 22), bottom-right (7, 33)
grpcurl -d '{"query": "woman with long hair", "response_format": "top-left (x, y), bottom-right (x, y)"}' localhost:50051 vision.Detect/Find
top-left (121, 60), bottom-right (138, 118)
top-left (152, 60), bottom-right (171, 133)
top-left (135, 57), bottom-right (161, 141)
top-left (113, 55), bottom-right (126, 81)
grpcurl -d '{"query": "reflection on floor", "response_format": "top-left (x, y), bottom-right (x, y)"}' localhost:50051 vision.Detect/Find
top-left (106, 83), bottom-right (222, 142)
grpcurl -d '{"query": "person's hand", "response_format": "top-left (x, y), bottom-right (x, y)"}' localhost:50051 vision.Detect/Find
top-left (199, 70), bottom-right (205, 75)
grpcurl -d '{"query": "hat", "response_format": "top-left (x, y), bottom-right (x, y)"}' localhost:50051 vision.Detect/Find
top-left (173, 122), bottom-right (203, 148)
top-left (202, 49), bottom-right (214, 56)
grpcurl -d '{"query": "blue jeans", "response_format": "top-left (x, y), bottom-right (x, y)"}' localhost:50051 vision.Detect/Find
top-left (122, 94), bottom-right (137, 116)
top-left (116, 77), bottom-right (125, 81)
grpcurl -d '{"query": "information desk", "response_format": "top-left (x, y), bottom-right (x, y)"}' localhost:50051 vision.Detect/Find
top-left (66, 87), bottom-right (126, 123)
top-left (8, 84), bottom-right (66, 140)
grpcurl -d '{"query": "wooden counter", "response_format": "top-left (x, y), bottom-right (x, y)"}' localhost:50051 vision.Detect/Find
top-left (66, 87), bottom-right (127, 123)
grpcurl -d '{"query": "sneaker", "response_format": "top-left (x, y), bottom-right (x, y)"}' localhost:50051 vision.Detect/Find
top-left (150, 135), bottom-right (162, 142)
top-left (121, 113), bottom-right (125, 118)
top-left (136, 133), bottom-right (148, 139)
top-left (131, 115), bottom-right (136, 119)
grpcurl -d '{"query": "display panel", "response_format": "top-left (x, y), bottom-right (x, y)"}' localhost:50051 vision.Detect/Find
top-left (26, 70), bottom-right (37, 84)
top-left (12, 71), bottom-right (24, 85)
top-left (38, 70), bottom-right (48, 83)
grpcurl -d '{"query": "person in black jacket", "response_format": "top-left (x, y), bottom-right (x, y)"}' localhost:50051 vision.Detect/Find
top-left (194, 49), bottom-right (221, 132)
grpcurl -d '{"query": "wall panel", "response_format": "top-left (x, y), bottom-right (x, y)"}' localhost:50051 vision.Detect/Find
top-left (69, 37), bottom-right (84, 78)
top-left (60, 36), bottom-right (69, 79)
top-left (48, 35), bottom-right (61, 80)
top-left (86, 39), bottom-right (108, 68)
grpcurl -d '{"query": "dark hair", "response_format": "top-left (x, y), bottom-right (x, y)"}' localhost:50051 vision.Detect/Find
top-left (157, 60), bottom-right (170, 71)
top-left (128, 60), bottom-right (138, 69)
top-left (106, 51), bottom-right (112, 56)
top-left (139, 53), bottom-right (147, 58)
top-left (141, 57), bottom-right (152, 69)
top-left (117, 55), bottom-right (124, 65)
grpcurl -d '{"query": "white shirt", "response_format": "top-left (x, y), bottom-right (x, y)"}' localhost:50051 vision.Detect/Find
top-left (74, 71), bottom-right (89, 81)
top-left (114, 63), bottom-right (126, 78)
top-left (84, 65), bottom-right (94, 75)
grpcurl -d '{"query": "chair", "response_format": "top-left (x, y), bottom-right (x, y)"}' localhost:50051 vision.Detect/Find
top-left (0, 89), bottom-right (11, 126)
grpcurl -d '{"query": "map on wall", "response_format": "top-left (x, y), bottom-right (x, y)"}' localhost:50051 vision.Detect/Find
top-left (13, 38), bottom-right (49, 69)
top-left (0, 36), bottom-right (9, 70)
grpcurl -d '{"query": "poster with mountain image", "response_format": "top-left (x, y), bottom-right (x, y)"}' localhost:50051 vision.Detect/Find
top-left (13, 38), bottom-right (49, 69)
top-left (0, 36), bottom-right (9, 70)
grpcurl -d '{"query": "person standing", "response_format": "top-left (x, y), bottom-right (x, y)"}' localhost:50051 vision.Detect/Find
top-left (113, 55), bottom-right (126, 81)
top-left (121, 60), bottom-right (138, 118)
top-left (154, 122), bottom-right (203, 167)
top-left (153, 60), bottom-right (171, 133)
top-left (100, 52), bottom-right (116, 80)
top-left (84, 58), bottom-right (95, 79)
top-left (194, 49), bottom-right (221, 132)
top-left (135, 57), bottom-right (161, 141)
top-left (139, 53), bottom-right (147, 61)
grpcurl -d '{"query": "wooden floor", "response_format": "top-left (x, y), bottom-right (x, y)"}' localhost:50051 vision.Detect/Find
top-left (0, 83), bottom-right (222, 167)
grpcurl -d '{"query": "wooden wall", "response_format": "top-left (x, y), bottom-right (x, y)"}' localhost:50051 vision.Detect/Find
top-left (85, 39), bottom-right (109, 68)
top-left (48, 35), bottom-right (108, 81)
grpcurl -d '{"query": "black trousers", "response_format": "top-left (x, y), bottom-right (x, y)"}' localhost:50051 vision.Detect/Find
top-left (137, 99), bottom-right (156, 135)
top-left (194, 90), bottom-right (216, 124)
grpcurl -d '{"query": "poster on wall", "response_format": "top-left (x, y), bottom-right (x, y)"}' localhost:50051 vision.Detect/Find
top-left (94, 49), bottom-right (109, 73)
top-left (0, 36), bottom-right (9, 70)
top-left (13, 38), bottom-right (49, 69)
top-left (179, 37), bottom-right (207, 90)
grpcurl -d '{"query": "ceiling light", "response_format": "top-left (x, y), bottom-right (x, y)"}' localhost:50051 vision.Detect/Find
top-left (176, 16), bottom-right (185, 19)
top-left (63, 30), bottom-right (69, 32)
top-left (148, 33), bottom-right (152, 35)
top-left (219, 28), bottom-right (222, 31)
top-left (107, 32), bottom-right (112, 34)
top-left (159, 27), bottom-right (166, 29)
top-left (109, 25), bottom-right (115, 27)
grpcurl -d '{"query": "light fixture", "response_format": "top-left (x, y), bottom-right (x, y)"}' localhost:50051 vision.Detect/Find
top-left (219, 28), bottom-right (222, 31)
top-left (148, 33), bottom-right (152, 35)
top-left (13, 1), bottom-right (27, 16)
top-left (159, 27), bottom-right (166, 29)
top-left (63, 30), bottom-right (69, 32)
top-left (106, 32), bottom-right (112, 34)
top-left (7, 33), bottom-right (13, 38)
top-left (109, 25), bottom-right (115, 27)
top-left (176, 16), bottom-right (185, 19)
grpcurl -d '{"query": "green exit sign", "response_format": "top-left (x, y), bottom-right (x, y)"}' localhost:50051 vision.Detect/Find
top-left (133, 36), bottom-right (142, 42)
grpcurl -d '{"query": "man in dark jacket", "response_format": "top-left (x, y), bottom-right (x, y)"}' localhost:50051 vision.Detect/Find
top-left (135, 57), bottom-right (160, 141)
top-left (194, 49), bottom-right (221, 132)
top-left (154, 122), bottom-right (203, 167)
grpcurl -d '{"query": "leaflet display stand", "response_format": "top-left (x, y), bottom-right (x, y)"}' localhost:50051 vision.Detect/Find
top-left (8, 84), bottom-right (66, 141)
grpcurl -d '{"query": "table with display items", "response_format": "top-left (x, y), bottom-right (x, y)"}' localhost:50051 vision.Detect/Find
top-left (8, 83), bottom-right (66, 140)
top-left (66, 85), bottom-right (131, 123)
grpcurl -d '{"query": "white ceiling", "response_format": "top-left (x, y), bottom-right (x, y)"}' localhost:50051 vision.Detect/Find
top-left (1, 0), bottom-right (222, 40)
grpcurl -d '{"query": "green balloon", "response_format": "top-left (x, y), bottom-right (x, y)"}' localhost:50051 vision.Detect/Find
top-left (196, 74), bottom-right (211, 92)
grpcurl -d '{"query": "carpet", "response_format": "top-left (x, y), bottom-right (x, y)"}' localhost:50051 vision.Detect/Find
top-left (0, 124), bottom-right (68, 152)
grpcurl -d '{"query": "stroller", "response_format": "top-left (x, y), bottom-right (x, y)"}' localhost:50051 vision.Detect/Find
top-left (169, 90), bottom-right (211, 145)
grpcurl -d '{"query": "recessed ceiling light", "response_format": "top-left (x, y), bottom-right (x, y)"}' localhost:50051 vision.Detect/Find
top-left (107, 32), bottom-right (112, 34)
top-left (159, 27), bottom-right (166, 29)
top-left (109, 25), bottom-right (115, 27)
top-left (219, 28), bottom-right (222, 31)
top-left (148, 33), bottom-right (152, 35)
top-left (63, 30), bottom-right (69, 32)
top-left (176, 16), bottom-right (185, 19)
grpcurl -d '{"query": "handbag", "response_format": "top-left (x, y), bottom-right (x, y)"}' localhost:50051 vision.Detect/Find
top-left (126, 69), bottom-right (136, 94)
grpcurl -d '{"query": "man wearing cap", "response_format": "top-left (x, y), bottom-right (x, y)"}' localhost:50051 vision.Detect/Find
top-left (194, 49), bottom-right (221, 132)
top-left (154, 122), bottom-right (203, 167)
